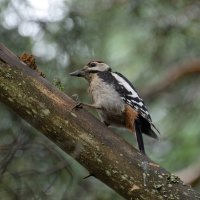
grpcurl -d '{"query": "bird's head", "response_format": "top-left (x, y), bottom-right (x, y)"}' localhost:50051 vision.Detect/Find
top-left (69, 61), bottom-right (111, 79)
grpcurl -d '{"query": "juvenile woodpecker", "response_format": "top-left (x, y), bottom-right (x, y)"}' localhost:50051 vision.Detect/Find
top-left (70, 61), bottom-right (160, 154)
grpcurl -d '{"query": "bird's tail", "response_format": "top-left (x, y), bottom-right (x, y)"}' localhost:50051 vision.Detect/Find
top-left (138, 115), bottom-right (160, 140)
top-left (149, 123), bottom-right (160, 140)
top-left (135, 119), bottom-right (146, 155)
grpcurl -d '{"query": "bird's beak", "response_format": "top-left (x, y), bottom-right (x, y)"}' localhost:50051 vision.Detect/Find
top-left (69, 69), bottom-right (85, 77)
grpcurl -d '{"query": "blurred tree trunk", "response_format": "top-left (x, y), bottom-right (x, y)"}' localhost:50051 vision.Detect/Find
top-left (175, 161), bottom-right (200, 187)
top-left (0, 43), bottom-right (199, 200)
top-left (141, 59), bottom-right (200, 100)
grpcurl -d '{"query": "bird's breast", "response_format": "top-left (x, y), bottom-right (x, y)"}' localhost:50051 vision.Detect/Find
top-left (89, 75), bottom-right (124, 113)
top-left (88, 74), bottom-right (125, 127)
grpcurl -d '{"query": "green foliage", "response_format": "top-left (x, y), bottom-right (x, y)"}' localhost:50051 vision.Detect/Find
top-left (53, 78), bottom-right (65, 91)
top-left (0, 0), bottom-right (200, 199)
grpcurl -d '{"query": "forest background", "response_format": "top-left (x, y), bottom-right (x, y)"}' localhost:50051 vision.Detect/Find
top-left (0, 0), bottom-right (200, 199)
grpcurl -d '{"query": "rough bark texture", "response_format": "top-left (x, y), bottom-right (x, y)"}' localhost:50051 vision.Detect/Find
top-left (0, 44), bottom-right (200, 200)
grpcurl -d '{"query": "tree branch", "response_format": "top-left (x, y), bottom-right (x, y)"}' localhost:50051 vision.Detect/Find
top-left (175, 161), bottom-right (200, 187)
top-left (0, 43), bottom-right (199, 199)
top-left (141, 59), bottom-right (200, 100)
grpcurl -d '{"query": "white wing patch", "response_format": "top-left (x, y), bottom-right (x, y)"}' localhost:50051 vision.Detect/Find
top-left (111, 73), bottom-right (139, 98)
top-left (111, 72), bottom-right (152, 122)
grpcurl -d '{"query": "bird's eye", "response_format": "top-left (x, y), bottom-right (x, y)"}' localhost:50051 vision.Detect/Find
top-left (90, 63), bottom-right (96, 67)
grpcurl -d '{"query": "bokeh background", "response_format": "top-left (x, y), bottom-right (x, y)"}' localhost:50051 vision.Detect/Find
top-left (0, 0), bottom-right (200, 199)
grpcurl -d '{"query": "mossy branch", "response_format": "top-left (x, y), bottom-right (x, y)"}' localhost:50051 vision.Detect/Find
top-left (0, 43), bottom-right (199, 200)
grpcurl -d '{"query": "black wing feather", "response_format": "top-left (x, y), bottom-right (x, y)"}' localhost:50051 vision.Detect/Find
top-left (112, 72), bottom-right (152, 121)
top-left (97, 71), bottom-right (160, 138)
top-left (111, 72), bottom-right (160, 138)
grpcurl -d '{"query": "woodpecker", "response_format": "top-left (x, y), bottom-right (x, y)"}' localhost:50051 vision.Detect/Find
top-left (70, 61), bottom-right (160, 154)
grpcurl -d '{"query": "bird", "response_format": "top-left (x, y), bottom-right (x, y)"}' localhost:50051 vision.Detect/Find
top-left (69, 61), bottom-right (160, 154)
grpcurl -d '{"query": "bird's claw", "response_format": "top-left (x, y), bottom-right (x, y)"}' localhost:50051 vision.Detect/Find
top-left (83, 173), bottom-right (94, 179)
top-left (71, 102), bottom-right (83, 111)
top-left (71, 94), bottom-right (79, 102)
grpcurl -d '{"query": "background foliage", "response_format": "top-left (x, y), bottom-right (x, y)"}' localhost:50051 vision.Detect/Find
top-left (0, 0), bottom-right (200, 199)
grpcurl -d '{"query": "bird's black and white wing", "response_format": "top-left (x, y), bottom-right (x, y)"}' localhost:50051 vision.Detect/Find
top-left (111, 72), bottom-right (150, 120)
top-left (111, 72), bottom-right (160, 137)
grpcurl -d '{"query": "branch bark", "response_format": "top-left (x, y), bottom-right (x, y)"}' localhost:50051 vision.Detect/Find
top-left (0, 43), bottom-right (199, 200)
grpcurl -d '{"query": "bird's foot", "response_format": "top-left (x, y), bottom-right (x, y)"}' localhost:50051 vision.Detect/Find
top-left (71, 94), bottom-right (83, 111)
top-left (71, 102), bottom-right (83, 111)
top-left (103, 121), bottom-right (110, 127)
top-left (83, 173), bottom-right (94, 179)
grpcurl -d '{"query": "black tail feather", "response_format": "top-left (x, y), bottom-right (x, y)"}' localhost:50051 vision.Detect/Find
top-left (135, 119), bottom-right (146, 155)
top-left (139, 116), bottom-right (159, 139)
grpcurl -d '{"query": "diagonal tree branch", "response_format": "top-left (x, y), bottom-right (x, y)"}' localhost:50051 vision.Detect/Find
top-left (0, 43), bottom-right (199, 200)
top-left (141, 59), bottom-right (200, 100)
